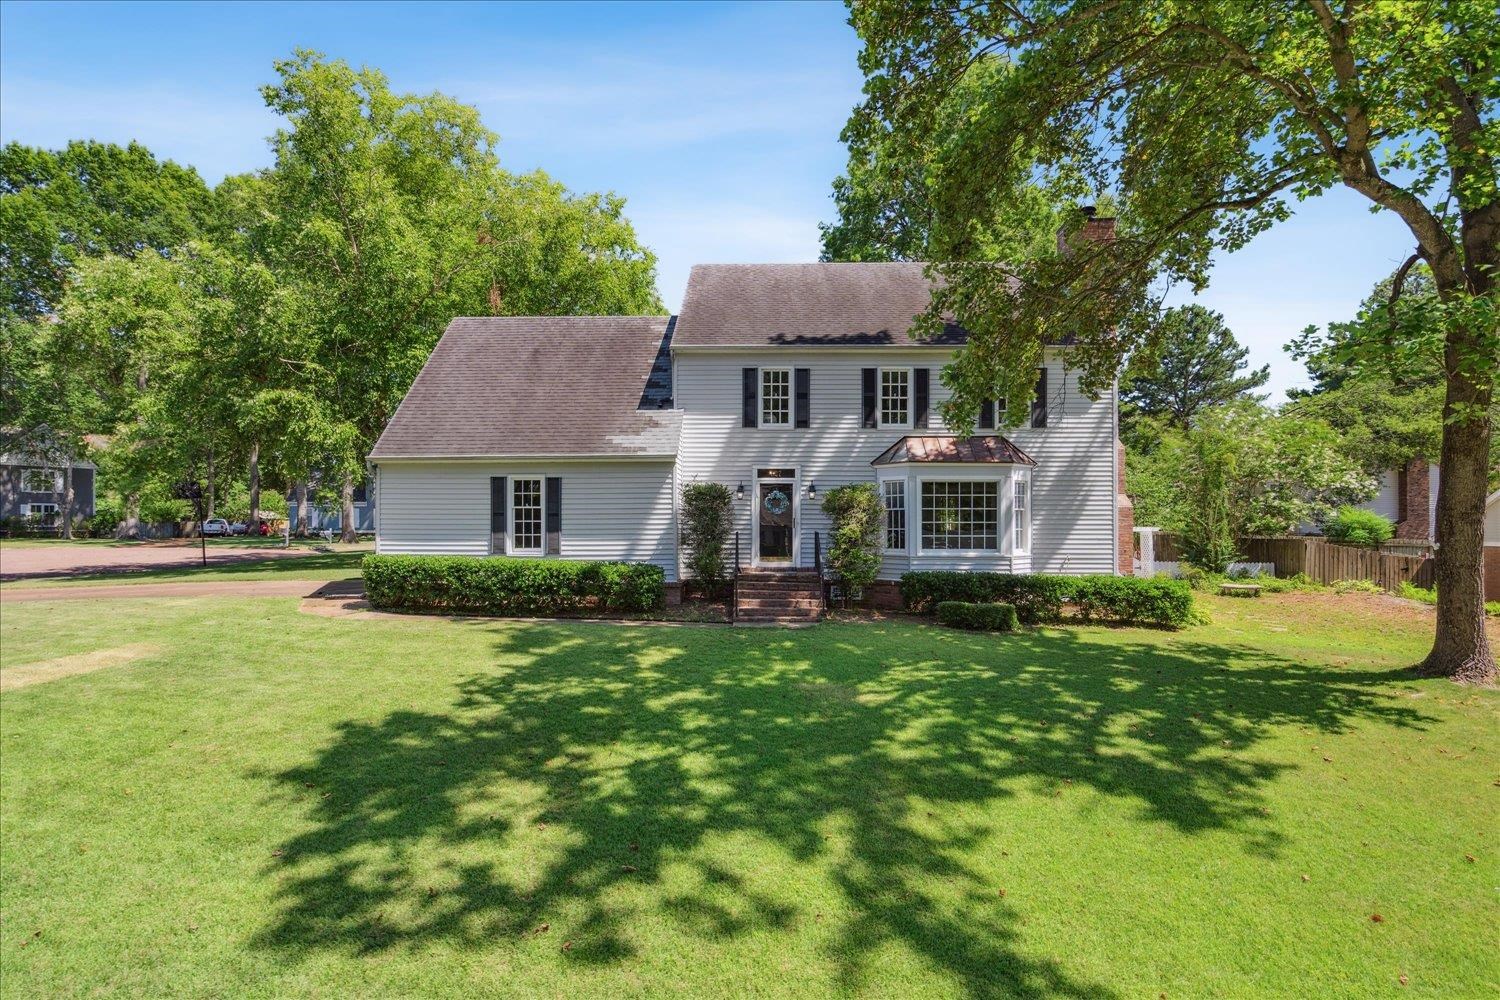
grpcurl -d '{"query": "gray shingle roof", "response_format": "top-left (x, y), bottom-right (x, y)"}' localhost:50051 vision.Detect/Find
top-left (369, 316), bottom-right (680, 460)
top-left (671, 263), bottom-right (967, 348)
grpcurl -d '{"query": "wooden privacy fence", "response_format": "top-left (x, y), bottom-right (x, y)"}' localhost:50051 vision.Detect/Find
top-left (1237, 536), bottom-right (1435, 591)
top-left (1149, 533), bottom-right (1435, 592)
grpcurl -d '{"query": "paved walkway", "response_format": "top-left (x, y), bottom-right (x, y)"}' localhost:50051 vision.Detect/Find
top-left (0, 579), bottom-right (363, 603)
top-left (0, 541), bottom-right (332, 581)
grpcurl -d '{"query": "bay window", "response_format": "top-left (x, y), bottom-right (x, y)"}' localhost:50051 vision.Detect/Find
top-left (882, 479), bottom-right (906, 551)
top-left (920, 480), bottom-right (998, 551)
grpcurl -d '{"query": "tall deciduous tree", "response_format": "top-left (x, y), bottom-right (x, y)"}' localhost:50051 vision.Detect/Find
top-left (258, 51), bottom-right (661, 540)
top-left (848, 0), bottom-right (1498, 681)
top-left (1122, 305), bottom-right (1268, 435)
top-left (0, 141), bottom-right (213, 320)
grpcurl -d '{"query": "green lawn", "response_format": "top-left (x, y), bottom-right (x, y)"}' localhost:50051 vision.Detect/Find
top-left (1, 594), bottom-right (1494, 998)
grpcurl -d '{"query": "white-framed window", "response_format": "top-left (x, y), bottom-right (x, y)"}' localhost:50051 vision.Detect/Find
top-left (1013, 476), bottom-right (1030, 553)
top-left (879, 368), bottom-right (911, 428)
top-left (920, 480), bottom-right (999, 551)
top-left (511, 477), bottom-right (543, 553)
top-left (760, 367), bottom-right (791, 427)
top-left (24, 502), bottom-right (59, 517)
top-left (21, 468), bottom-right (61, 493)
top-left (882, 479), bottom-right (906, 551)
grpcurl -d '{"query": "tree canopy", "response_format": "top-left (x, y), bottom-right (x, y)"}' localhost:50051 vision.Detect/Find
top-left (1121, 304), bottom-right (1268, 436)
top-left (846, 0), bottom-right (1498, 680)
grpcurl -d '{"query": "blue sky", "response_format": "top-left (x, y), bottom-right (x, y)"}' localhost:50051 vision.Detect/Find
top-left (1, 0), bottom-right (1420, 399)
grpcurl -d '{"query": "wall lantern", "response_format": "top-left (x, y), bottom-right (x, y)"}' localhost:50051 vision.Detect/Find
top-left (806, 481), bottom-right (817, 499)
top-left (735, 481), bottom-right (745, 501)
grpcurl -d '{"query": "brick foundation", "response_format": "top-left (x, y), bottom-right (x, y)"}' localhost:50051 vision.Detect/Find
top-left (859, 580), bottom-right (905, 611)
top-left (664, 583), bottom-right (683, 607)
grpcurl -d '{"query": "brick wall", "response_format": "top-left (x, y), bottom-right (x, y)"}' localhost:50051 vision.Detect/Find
top-left (1394, 457), bottom-right (1431, 540)
top-left (1117, 439), bottom-right (1134, 575)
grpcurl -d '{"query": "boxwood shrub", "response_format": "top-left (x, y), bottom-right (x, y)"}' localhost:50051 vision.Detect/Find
top-left (898, 571), bottom-right (1075, 624)
top-left (936, 600), bottom-right (1020, 632)
top-left (362, 554), bottom-right (665, 615)
top-left (901, 571), bottom-right (1194, 629)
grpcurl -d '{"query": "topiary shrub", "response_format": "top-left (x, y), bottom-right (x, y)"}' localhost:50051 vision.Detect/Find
top-left (362, 554), bottom-right (664, 615)
top-left (1324, 506), bottom-right (1394, 547)
top-left (1070, 575), bottom-right (1196, 628)
top-left (681, 482), bottom-right (734, 595)
top-left (820, 483), bottom-right (884, 595)
top-left (936, 600), bottom-right (1019, 631)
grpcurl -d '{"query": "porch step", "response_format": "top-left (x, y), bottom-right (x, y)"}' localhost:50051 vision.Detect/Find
top-left (734, 570), bottom-right (824, 624)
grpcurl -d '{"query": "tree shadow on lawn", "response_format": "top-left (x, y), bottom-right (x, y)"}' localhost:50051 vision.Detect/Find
top-left (255, 623), bottom-right (1432, 998)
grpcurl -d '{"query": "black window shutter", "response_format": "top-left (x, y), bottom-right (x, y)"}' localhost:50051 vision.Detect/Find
top-left (742, 368), bottom-right (758, 427)
top-left (794, 368), bottom-right (810, 428)
top-left (1031, 368), bottom-right (1049, 428)
top-left (978, 400), bottom-right (995, 430)
top-left (913, 368), bottom-right (930, 429)
top-left (861, 368), bottom-right (877, 428)
top-left (490, 476), bottom-right (507, 555)
top-left (545, 477), bottom-right (562, 555)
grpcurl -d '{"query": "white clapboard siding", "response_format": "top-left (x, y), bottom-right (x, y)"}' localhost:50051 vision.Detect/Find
top-left (1360, 470), bottom-right (1401, 522)
top-left (376, 460), bottom-right (679, 581)
top-left (673, 348), bottom-right (1117, 578)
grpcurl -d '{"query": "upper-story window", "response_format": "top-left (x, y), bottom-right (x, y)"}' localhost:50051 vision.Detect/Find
top-left (879, 368), bottom-right (910, 428)
top-left (760, 368), bottom-right (791, 426)
top-left (22, 469), bottom-right (61, 493)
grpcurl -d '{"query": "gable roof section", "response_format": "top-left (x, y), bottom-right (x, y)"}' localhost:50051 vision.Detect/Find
top-left (672, 263), bottom-right (968, 349)
top-left (871, 435), bottom-right (1036, 466)
top-left (369, 316), bottom-right (679, 460)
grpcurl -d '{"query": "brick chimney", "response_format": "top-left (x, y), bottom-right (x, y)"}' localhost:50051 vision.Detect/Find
top-left (1057, 205), bottom-right (1117, 255)
top-left (1394, 458), bottom-right (1432, 541)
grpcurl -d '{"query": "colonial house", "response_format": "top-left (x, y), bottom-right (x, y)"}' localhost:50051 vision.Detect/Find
top-left (370, 256), bottom-right (1131, 619)
top-left (0, 446), bottom-right (97, 530)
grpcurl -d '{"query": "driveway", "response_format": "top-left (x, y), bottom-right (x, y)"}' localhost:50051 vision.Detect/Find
top-left (0, 540), bottom-right (330, 582)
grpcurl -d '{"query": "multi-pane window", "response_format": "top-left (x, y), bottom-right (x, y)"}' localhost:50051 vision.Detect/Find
top-left (882, 480), bottom-right (906, 551)
top-left (21, 469), bottom-right (60, 493)
top-left (1014, 477), bottom-right (1030, 552)
top-left (920, 481), bottom-right (999, 550)
top-left (512, 478), bottom-right (543, 552)
top-left (879, 368), bottom-right (910, 427)
top-left (25, 502), bottom-right (59, 517)
top-left (760, 368), bottom-right (791, 426)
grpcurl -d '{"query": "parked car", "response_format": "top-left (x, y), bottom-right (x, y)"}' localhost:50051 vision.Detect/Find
top-left (202, 517), bottom-right (231, 537)
top-left (228, 521), bottom-right (248, 535)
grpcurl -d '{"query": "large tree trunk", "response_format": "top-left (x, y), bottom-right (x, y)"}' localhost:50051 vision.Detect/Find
top-left (61, 465), bottom-right (74, 540)
top-left (122, 491), bottom-right (140, 539)
top-left (1418, 312), bottom-right (1495, 684)
top-left (247, 440), bottom-right (261, 535)
top-left (340, 472), bottom-right (357, 544)
top-left (295, 481), bottom-right (309, 537)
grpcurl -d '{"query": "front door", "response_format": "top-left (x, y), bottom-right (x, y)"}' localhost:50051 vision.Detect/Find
top-left (757, 481), bottom-right (794, 564)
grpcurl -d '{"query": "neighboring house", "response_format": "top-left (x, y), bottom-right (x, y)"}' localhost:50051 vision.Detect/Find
top-left (1485, 489), bottom-right (1499, 601)
top-left (370, 255), bottom-right (1130, 606)
top-left (286, 481), bottom-right (377, 534)
top-left (0, 450), bottom-right (97, 527)
top-left (1358, 458), bottom-right (1440, 541)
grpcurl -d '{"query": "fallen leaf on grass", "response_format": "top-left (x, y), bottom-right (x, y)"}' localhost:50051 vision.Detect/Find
top-left (1463, 854), bottom-right (1476, 863)
top-left (1301, 874), bottom-right (1310, 882)
top-left (562, 940), bottom-right (573, 953)
top-left (1370, 913), bottom-right (1384, 923)
top-left (1399, 974), bottom-right (1409, 986)
top-left (621, 864), bottom-right (637, 873)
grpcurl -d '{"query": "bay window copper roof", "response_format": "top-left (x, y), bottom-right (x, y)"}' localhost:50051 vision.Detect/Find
top-left (871, 435), bottom-right (1036, 466)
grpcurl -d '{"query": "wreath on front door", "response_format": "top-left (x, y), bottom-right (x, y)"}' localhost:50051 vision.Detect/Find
top-left (763, 489), bottom-right (790, 515)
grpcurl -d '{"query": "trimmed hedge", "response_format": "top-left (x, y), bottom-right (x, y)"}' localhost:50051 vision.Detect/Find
top-left (901, 571), bottom-right (1195, 629)
top-left (898, 571), bottom-right (1075, 624)
top-left (362, 554), bottom-right (665, 615)
top-left (936, 601), bottom-right (1020, 632)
